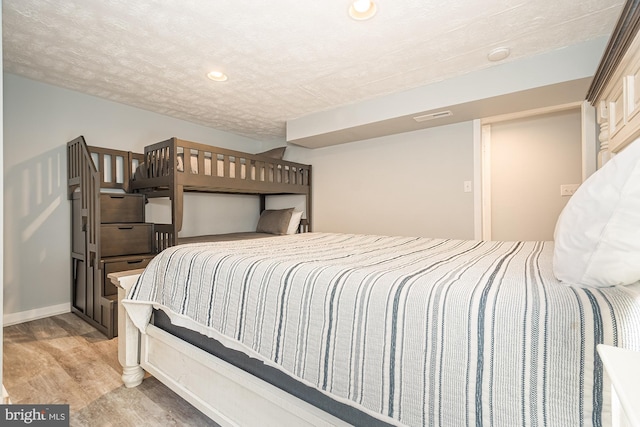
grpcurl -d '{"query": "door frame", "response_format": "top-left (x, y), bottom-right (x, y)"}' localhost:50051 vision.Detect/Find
top-left (476, 101), bottom-right (597, 240)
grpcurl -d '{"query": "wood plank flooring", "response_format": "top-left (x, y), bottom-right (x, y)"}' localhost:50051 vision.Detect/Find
top-left (3, 313), bottom-right (219, 426)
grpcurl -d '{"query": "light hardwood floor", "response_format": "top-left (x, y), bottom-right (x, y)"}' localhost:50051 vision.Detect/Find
top-left (3, 313), bottom-right (219, 426)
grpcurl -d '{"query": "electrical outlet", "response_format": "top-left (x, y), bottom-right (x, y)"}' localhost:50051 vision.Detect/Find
top-left (464, 181), bottom-right (472, 193)
top-left (560, 184), bottom-right (579, 196)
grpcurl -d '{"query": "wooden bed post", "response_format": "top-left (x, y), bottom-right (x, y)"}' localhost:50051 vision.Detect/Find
top-left (173, 184), bottom-right (183, 235)
top-left (259, 194), bottom-right (266, 213)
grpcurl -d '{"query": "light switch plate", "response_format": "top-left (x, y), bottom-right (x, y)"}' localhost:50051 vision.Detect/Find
top-left (560, 184), bottom-right (579, 196)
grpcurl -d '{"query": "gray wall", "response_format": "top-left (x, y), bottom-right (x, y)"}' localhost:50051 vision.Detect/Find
top-left (3, 73), bottom-right (264, 320)
top-left (286, 122), bottom-right (475, 239)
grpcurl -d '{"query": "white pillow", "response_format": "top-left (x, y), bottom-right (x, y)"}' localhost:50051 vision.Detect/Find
top-left (287, 210), bottom-right (304, 234)
top-left (553, 138), bottom-right (640, 287)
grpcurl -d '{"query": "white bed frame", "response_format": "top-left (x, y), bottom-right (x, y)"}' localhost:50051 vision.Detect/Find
top-left (111, 4), bottom-right (640, 424)
top-left (111, 270), bottom-right (351, 427)
top-left (588, 3), bottom-right (640, 425)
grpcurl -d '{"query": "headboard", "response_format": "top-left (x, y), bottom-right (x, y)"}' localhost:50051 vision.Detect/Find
top-left (587, 0), bottom-right (640, 165)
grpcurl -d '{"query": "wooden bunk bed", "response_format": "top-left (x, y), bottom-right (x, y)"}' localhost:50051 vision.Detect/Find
top-left (109, 3), bottom-right (640, 426)
top-left (130, 137), bottom-right (312, 252)
top-left (68, 136), bottom-right (312, 338)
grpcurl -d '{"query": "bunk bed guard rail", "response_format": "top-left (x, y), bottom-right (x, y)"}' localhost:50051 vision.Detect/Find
top-left (133, 137), bottom-right (311, 193)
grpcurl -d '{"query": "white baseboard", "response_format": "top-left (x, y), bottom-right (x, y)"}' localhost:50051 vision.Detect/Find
top-left (3, 303), bottom-right (71, 326)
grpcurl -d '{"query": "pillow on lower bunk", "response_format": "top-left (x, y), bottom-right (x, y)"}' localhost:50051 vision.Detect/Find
top-left (287, 210), bottom-right (304, 234)
top-left (257, 146), bottom-right (286, 160)
top-left (256, 208), bottom-right (294, 235)
top-left (553, 138), bottom-right (640, 287)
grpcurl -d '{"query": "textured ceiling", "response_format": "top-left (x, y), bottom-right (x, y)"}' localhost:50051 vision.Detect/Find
top-left (3, 0), bottom-right (624, 142)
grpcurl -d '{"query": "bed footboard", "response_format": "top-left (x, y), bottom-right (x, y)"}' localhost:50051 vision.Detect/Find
top-left (109, 270), bottom-right (350, 426)
top-left (109, 270), bottom-right (145, 388)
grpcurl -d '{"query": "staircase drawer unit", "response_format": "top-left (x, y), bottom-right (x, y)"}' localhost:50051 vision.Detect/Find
top-left (69, 138), bottom-right (153, 339)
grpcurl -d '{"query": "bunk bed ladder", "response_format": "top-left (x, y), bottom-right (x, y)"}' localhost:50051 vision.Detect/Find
top-left (140, 138), bottom-right (180, 252)
top-left (151, 183), bottom-right (180, 252)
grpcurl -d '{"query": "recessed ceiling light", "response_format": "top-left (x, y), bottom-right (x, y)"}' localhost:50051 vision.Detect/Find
top-left (349, 0), bottom-right (377, 20)
top-left (487, 47), bottom-right (510, 62)
top-left (207, 70), bottom-right (228, 82)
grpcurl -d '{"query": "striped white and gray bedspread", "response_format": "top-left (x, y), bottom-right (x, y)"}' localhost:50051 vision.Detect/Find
top-left (123, 233), bottom-right (640, 427)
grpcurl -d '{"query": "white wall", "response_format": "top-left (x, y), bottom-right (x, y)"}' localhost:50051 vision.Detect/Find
top-left (146, 193), bottom-right (262, 237)
top-left (286, 122), bottom-right (475, 239)
top-left (489, 109), bottom-right (582, 241)
top-left (3, 73), bottom-right (265, 319)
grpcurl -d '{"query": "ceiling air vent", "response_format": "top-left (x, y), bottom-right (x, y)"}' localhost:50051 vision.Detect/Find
top-left (413, 110), bottom-right (453, 122)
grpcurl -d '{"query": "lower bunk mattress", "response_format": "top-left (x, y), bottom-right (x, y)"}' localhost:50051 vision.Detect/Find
top-left (177, 232), bottom-right (274, 244)
top-left (123, 233), bottom-right (640, 427)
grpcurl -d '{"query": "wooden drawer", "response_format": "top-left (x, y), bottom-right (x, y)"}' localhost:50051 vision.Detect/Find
top-left (101, 223), bottom-right (153, 257)
top-left (101, 193), bottom-right (145, 223)
top-left (101, 255), bottom-right (154, 296)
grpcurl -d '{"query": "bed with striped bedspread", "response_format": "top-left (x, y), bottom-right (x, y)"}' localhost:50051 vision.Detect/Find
top-left (123, 232), bottom-right (640, 427)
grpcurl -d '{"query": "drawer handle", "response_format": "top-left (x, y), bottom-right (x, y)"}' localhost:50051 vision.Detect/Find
top-left (127, 260), bottom-right (144, 264)
top-left (109, 195), bottom-right (126, 199)
top-left (118, 226), bottom-right (134, 230)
